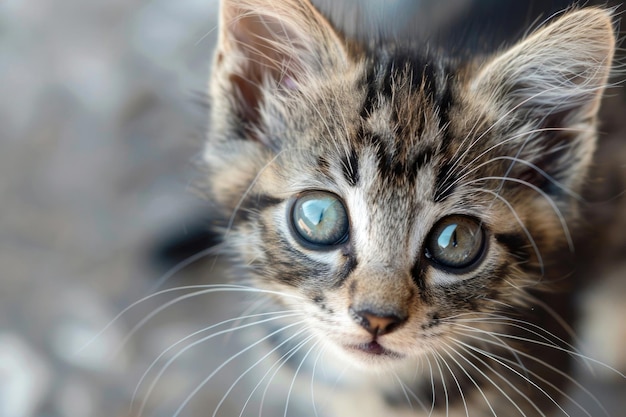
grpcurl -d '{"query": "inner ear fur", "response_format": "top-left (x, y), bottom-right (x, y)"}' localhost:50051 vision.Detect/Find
top-left (211, 0), bottom-right (349, 139)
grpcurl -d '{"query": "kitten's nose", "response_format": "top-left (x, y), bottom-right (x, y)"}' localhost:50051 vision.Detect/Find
top-left (349, 307), bottom-right (406, 336)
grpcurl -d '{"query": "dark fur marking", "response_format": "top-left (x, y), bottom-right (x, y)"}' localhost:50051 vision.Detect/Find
top-left (518, 129), bottom-right (578, 197)
top-left (261, 232), bottom-right (332, 287)
top-left (421, 311), bottom-right (441, 330)
top-left (366, 131), bottom-right (401, 181)
top-left (360, 68), bottom-right (379, 118)
top-left (341, 148), bottom-right (360, 186)
top-left (435, 75), bottom-right (454, 129)
top-left (383, 51), bottom-right (438, 98)
top-left (496, 232), bottom-right (532, 264)
top-left (272, 260), bottom-right (325, 287)
top-left (410, 260), bottom-right (432, 304)
top-left (349, 279), bottom-right (357, 297)
top-left (411, 146), bottom-right (435, 172)
top-left (233, 193), bottom-right (284, 224)
top-left (359, 127), bottom-right (414, 183)
top-left (363, 130), bottom-right (419, 183)
top-left (433, 264), bottom-right (511, 318)
top-left (255, 194), bottom-right (283, 211)
top-left (317, 155), bottom-right (330, 172)
top-left (341, 253), bottom-right (358, 280)
top-left (313, 294), bottom-right (334, 314)
top-left (360, 50), bottom-right (454, 117)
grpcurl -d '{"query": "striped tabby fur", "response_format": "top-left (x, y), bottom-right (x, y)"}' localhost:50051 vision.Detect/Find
top-left (202, 1), bottom-right (618, 415)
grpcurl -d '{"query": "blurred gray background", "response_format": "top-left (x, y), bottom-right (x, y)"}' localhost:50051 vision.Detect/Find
top-left (1, 1), bottom-right (624, 417)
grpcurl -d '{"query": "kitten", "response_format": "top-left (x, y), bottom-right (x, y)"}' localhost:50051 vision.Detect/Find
top-left (200, 0), bottom-right (618, 416)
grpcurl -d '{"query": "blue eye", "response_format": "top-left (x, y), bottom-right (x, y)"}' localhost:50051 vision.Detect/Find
top-left (425, 215), bottom-right (485, 270)
top-left (291, 192), bottom-right (349, 247)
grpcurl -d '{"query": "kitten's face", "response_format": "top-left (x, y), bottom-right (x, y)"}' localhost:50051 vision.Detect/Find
top-left (205, 0), bottom-right (613, 370)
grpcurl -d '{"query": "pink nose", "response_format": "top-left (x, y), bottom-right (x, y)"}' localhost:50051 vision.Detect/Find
top-left (349, 308), bottom-right (406, 336)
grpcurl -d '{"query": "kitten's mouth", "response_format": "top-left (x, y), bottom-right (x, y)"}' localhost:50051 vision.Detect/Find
top-left (349, 341), bottom-right (402, 359)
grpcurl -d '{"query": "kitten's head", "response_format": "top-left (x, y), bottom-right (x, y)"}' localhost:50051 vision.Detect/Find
top-left (205, 0), bottom-right (614, 369)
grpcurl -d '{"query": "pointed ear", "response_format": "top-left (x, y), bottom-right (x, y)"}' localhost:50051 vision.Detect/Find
top-left (210, 0), bottom-right (349, 139)
top-left (469, 8), bottom-right (615, 192)
top-left (471, 8), bottom-right (614, 123)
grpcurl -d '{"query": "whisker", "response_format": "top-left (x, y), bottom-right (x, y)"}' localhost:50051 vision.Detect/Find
top-left (432, 350), bottom-right (470, 417)
top-left (438, 344), bottom-right (498, 417)
top-left (171, 319), bottom-right (309, 417)
top-left (449, 338), bottom-right (551, 417)
top-left (473, 188), bottom-right (545, 275)
top-left (237, 332), bottom-right (316, 417)
top-left (295, 75), bottom-right (354, 175)
top-left (467, 176), bottom-right (574, 251)
top-left (224, 297), bottom-right (276, 344)
top-left (257, 331), bottom-right (316, 417)
top-left (78, 284), bottom-right (289, 354)
top-left (116, 286), bottom-right (305, 357)
top-left (284, 339), bottom-right (322, 417)
top-left (442, 341), bottom-right (531, 417)
top-left (452, 315), bottom-right (584, 366)
top-left (392, 371), bottom-right (415, 411)
top-left (224, 148), bottom-right (290, 239)
top-left (423, 354), bottom-right (436, 416)
top-left (453, 328), bottom-right (612, 417)
top-left (444, 84), bottom-right (578, 185)
top-left (194, 22), bottom-right (218, 46)
top-left (447, 320), bottom-right (527, 380)
top-left (448, 311), bottom-right (531, 378)
top-left (439, 143), bottom-right (586, 204)
top-left (132, 310), bottom-right (302, 415)
top-left (407, 370), bottom-right (429, 414)
top-left (441, 116), bottom-right (484, 180)
top-left (453, 321), bottom-right (564, 358)
top-left (455, 336), bottom-right (597, 417)
top-left (310, 342), bottom-right (329, 417)
top-left (518, 293), bottom-right (594, 373)
top-left (317, 359), bottom-right (351, 416)
top-left (218, 332), bottom-right (315, 417)
top-left (453, 325), bottom-right (626, 378)
top-left (149, 242), bottom-right (225, 292)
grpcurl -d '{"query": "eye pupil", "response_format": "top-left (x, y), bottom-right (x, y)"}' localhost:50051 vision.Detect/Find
top-left (426, 216), bottom-right (485, 270)
top-left (291, 192), bottom-right (349, 247)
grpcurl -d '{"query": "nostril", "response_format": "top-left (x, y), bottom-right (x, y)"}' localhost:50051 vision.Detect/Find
top-left (363, 313), bottom-right (398, 334)
top-left (349, 307), bottom-right (406, 336)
